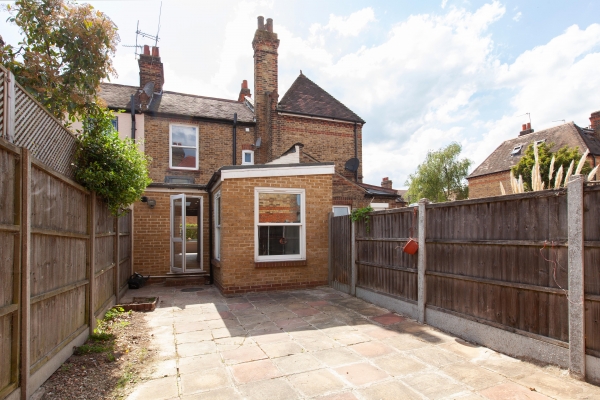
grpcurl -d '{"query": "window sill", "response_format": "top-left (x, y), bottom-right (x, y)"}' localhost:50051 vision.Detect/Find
top-left (255, 260), bottom-right (307, 268)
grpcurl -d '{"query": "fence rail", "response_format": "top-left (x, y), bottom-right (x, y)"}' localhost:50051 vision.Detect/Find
top-left (329, 179), bottom-right (600, 383)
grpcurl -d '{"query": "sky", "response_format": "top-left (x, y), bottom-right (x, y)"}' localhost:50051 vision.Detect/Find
top-left (2, 0), bottom-right (600, 188)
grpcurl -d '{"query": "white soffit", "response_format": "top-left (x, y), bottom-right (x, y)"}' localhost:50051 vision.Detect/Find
top-left (221, 164), bottom-right (334, 181)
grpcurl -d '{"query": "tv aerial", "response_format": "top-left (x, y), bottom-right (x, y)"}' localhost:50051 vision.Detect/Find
top-left (122, 2), bottom-right (163, 58)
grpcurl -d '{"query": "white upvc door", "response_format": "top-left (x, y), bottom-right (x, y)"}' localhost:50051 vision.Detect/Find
top-left (170, 194), bottom-right (186, 273)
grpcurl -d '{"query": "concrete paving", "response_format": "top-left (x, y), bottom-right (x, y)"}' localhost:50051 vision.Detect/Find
top-left (123, 285), bottom-right (600, 399)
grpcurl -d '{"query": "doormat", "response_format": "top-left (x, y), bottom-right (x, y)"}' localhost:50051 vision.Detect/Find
top-left (181, 287), bottom-right (205, 292)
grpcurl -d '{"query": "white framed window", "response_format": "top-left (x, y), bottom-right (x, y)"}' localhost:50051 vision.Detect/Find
top-left (170, 124), bottom-right (198, 169)
top-left (214, 191), bottom-right (221, 260)
top-left (333, 206), bottom-right (350, 217)
top-left (255, 188), bottom-right (305, 261)
top-left (242, 150), bottom-right (254, 165)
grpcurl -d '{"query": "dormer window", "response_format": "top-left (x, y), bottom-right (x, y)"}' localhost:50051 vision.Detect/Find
top-left (511, 145), bottom-right (522, 156)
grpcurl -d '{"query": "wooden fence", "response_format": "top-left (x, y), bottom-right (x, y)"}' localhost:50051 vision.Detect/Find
top-left (0, 64), bottom-right (133, 399)
top-left (330, 180), bottom-right (600, 382)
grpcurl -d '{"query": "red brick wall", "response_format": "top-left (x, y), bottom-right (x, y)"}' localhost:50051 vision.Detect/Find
top-left (132, 190), bottom-right (209, 276)
top-left (143, 115), bottom-right (255, 184)
top-left (214, 174), bottom-right (332, 294)
top-left (468, 171), bottom-right (511, 199)
top-left (276, 114), bottom-right (362, 182)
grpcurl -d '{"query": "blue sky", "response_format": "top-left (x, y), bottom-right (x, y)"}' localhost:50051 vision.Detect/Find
top-left (2, 0), bottom-right (600, 188)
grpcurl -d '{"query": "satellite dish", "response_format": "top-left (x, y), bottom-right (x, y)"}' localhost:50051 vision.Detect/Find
top-left (142, 82), bottom-right (155, 97)
top-left (345, 158), bottom-right (359, 172)
top-left (255, 138), bottom-right (262, 148)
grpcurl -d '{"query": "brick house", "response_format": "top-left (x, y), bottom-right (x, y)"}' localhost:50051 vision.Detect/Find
top-left (99, 16), bottom-right (404, 292)
top-left (468, 113), bottom-right (600, 199)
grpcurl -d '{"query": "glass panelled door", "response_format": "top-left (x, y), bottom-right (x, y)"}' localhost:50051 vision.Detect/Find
top-left (170, 194), bottom-right (203, 273)
top-left (170, 194), bottom-right (185, 272)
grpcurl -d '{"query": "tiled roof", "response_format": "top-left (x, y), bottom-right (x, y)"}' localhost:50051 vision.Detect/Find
top-left (99, 83), bottom-right (255, 123)
top-left (468, 122), bottom-right (600, 179)
top-left (278, 74), bottom-right (364, 123)
top-left (358, 182), bottom-right (401, 197)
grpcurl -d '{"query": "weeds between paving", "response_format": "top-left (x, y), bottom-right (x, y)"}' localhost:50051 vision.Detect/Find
top-left (41, 307), bottom-right (155, 399)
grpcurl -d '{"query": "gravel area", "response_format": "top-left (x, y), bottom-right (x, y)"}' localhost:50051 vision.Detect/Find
top-left (40, 310), bottom-right (156, 400)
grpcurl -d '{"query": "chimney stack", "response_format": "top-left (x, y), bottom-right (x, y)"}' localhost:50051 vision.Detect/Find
top-left (138, 45), bottom-right (165, 93)
top-left (590, 110), bottom-right (600, 135)
top-left (519, 122), bottom-right (534, 136)
top-left (253, 16), bottom-right (280, 163)
top-left (238, 79), bottom-right (252, 102)
top-left (381, 177), bottom-right (393, 189)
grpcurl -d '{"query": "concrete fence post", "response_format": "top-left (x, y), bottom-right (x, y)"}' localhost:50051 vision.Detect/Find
top-left (20, 148), bottom-right (31, 400)
top-left (328, 212), bottom-right (333, 286)
top-left (567, 175), bottom-right (586, 379)
top-left (350, 220), bottom-right (356, 296)
top-left (417, 198), bottom-right (429, 324)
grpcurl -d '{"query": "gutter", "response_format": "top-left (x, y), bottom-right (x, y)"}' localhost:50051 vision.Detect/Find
top-left (278, 110), bottom-right (365, 125)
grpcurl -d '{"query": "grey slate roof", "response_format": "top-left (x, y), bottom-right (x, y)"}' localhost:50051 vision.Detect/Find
top-left (278, 74), bottom-right (364, 123)
top-left (468, 122), bottom-right (600, 179)
top-left (99, 83), bottom-right (255, 123)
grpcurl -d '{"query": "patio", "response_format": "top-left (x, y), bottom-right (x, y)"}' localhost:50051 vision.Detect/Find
top-left (123, 285), bottom-right (600, 399)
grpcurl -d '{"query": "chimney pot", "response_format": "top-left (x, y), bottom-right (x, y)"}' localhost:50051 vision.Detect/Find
top-left (143, 45), bottom-right (150, 55)
top-left (151, 46), bottom-right (160, 57)
top-left (257, 16), bottom-right (265, 30)
top-left (522, 124), bottom-right (527, 131)
top-left (242, 80), bottom-right (248, 89)
top-left (266, 18), bottom-right (273, 32)
top-left (526, 122), bottom-right (531, 130)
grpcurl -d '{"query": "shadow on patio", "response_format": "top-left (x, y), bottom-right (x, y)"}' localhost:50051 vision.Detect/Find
top-left (122, 285), bottom-right (600, 400)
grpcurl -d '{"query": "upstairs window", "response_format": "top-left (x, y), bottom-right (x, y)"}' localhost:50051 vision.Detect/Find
top-left (170, 124), bottom-right (198, 170)
top-left (242, 150), bottom-right (254, 165)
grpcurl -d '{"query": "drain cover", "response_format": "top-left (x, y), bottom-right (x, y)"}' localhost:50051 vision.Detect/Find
top-left (181, 287), bottom-right (205, 292)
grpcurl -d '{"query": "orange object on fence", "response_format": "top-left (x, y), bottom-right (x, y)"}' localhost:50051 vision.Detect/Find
top-left (403, 238), bottom-right (419, 254)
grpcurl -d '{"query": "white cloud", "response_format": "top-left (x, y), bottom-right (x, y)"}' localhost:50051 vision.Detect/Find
top-left (513, 11), bottom-right (522, 22)
top-left (313, 8), bottom-right (376, 37)
top-left (441, 0), bottom-right (448, 9)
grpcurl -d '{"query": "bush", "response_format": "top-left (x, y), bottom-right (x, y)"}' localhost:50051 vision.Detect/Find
top-left (73, 108), bottom-right (151, 216)
top-left (186, 224), bottom-right (198, 240)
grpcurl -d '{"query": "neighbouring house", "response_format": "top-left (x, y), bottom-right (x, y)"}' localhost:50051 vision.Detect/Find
top-left (98, 16), bottom-right (403, 293)
top-left (468, 112), bottom-right (600, 199)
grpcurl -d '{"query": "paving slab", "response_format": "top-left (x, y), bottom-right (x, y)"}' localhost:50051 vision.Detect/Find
top-left (132, 285), bottom-right (600, 400)
top-left (287, 369), bottom-right (346, 397)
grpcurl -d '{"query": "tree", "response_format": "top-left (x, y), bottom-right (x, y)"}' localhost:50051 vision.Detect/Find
top-left (73, 108), bottom-right (151, 216)
top-left (405, 143), bottom-right (472, 203)
top-left (1, 0), bottom-right (119, 121)
top-left (511, 143), bottom-right (591, 191)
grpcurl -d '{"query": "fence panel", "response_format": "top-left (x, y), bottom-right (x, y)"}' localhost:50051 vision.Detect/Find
top-left (29, 164), bottom-right (89, 373)
top-left (584, 185), bottom-right (600, 356)
top-left (118, 212), bottom-right (132, 293)
top-left (0, 141), bottom-right (20, 399)
top-left (94, 199), bottom-right (115, 316)
top-left (355, 209), bottom-right (418, 302)
top-left (425, 192), bottom-right (570, 343)
top-left (330, 215), bottom-right (352, 291)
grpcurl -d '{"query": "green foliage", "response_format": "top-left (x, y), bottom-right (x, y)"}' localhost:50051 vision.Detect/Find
top-left (405, 143), bottom-right (472, 203)
top-left (1, 0), bottom-right (119, 121)
top-left (75, 342), bottom-right (112, 355)
top-left (90, 332), bottom-right (115, 342)
top-left (350, 205), bottom-right (373, 233)
top-left (103, 306), bottom-right (126, 321)
top-left (186, 224), bottom-right (198, 240)
top-left (73, 109), bottom-right (151, 216)
top-left (511, 143), bottom-right (591, 191)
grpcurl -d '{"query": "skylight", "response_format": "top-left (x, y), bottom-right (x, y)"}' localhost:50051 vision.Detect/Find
top-left (535, 139), bottom-right (546, 146)
top-left (511, 145), bottom-right (522, 156)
